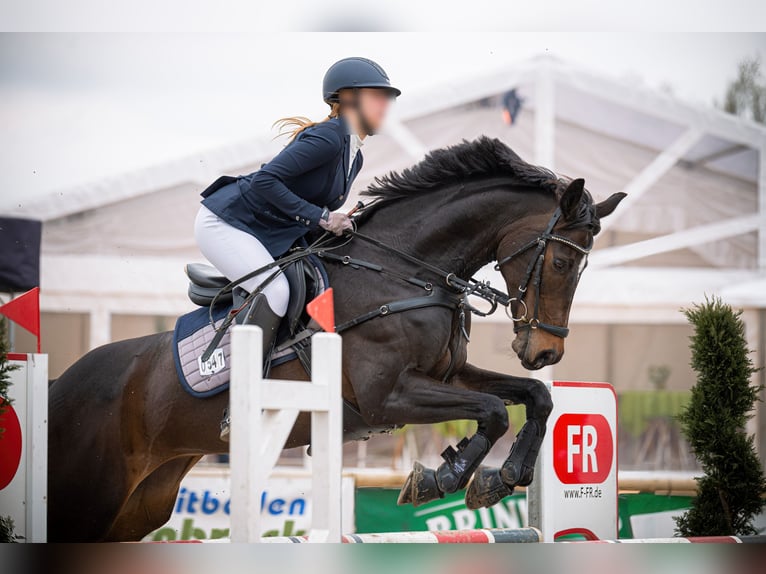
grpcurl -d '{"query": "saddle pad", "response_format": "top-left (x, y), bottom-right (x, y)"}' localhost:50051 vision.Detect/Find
top-left (173, 305), bottom-right (233, 397)
top-left (173, 255), bottom-right (329, 398)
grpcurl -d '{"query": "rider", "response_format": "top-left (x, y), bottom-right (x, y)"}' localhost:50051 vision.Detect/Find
top-left (194, 57), bottom-right (399, 439)
top-left (196, 57), bottom-right (399, 342)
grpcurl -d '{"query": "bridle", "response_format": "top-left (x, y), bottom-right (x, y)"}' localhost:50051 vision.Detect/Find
top-left (494, 207), bottom-right (593, 339)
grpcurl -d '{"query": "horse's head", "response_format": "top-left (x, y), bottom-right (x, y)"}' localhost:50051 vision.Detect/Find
top-left (497, 179), bottom-right (626, 370)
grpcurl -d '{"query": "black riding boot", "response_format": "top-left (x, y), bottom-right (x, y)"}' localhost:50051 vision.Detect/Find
top-left (219, 292), bottom-right (283, 442)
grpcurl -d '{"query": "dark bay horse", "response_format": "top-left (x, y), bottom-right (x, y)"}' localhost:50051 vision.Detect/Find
top-left (47, 137), bottom-right (625, 541)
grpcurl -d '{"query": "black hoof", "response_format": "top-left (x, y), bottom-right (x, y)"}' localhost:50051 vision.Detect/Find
top-left (397, 472), bottom-right (414, 505)
top-left (396, 461), bottom-right (444, 507)
top-left (465, 467), bottom-right (514, 510)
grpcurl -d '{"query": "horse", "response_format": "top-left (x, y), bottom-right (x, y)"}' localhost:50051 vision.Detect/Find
top-left (47, 137), bottom-right (625, 541)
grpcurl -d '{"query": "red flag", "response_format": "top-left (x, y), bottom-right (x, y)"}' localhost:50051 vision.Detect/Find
top-left (306, 288), bottom-right (335, 333)
top-left (0, 287), bottom-right (41, 352)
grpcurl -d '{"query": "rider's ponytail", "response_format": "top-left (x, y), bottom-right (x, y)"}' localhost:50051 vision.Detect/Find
top-left (273, 102), bottom-right (341, 142)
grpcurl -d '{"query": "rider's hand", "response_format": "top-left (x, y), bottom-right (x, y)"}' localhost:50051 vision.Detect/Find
top-left (319, 212), bottom-right (353, 236)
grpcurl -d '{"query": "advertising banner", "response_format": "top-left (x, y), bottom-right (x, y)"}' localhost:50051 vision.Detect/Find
top-left (147, 466), bottom-right (355, 541)
top-left (146, 468), bottom-right (765, 540)
top-left (355, 488), bottom-right (528, 533)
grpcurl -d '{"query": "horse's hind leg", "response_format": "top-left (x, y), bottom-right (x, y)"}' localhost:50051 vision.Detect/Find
top-left (356, 369), bottom-right (510, 507)
top-left (104, 456), bottom-right (202, 541)
top-left (449, 364), bottom-right (553, 509)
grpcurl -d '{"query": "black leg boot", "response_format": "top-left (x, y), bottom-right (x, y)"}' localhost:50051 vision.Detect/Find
top-left (220, 292), bottom-right (283, 442)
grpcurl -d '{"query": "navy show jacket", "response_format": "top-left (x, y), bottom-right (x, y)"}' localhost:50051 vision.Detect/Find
top-left (201, 116), bottom-right (362, 257)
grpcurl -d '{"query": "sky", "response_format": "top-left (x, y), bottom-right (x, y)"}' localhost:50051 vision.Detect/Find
top-left (0, 31), bottom-right (765, 210)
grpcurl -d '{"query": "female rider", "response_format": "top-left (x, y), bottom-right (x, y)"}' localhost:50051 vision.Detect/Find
top-left (194, 57), bottom-right (399, 439)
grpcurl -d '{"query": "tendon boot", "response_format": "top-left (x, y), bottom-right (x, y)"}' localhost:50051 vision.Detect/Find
top-left (219, 292), bottom-right (283, 442)
top-left (464, 420), bottom-right (545, 509)
top-left (500, 419), bottom-right (544, 487)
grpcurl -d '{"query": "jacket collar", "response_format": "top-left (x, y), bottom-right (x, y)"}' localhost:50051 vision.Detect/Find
top-left (336, 115), bottom-right (363, 191)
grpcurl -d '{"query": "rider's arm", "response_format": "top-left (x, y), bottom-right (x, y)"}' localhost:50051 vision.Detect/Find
top-left (248, 123), bottom-right (343, 228)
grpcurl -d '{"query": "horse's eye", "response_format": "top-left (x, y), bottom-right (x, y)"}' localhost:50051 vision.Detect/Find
top-left (553, 258), bottom-right (569, 272)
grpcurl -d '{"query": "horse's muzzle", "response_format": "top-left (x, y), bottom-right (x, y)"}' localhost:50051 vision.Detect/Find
top-left (522, 349), bottom-right (560, 370)
top-left (513, 333), bottom-right (562, 370)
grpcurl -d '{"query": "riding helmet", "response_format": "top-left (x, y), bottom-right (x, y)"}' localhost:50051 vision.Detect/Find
top-left (322, 57), bottom-right (401, 104)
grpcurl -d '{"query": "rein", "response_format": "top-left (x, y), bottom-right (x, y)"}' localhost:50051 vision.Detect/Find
top-left (340, 229), bottom-right (512, 315)
top-left (321, 205), bottom-right (591, 341)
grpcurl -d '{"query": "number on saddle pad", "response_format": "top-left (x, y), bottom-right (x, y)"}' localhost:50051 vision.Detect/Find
top-left (198, 348), bottom-right (226, 377)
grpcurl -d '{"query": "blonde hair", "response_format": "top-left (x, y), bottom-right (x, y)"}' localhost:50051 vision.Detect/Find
top-left (273, 103), bottom-right (341, 141)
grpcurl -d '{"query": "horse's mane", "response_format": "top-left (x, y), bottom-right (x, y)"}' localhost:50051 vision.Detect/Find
top-left (362, 136), bottom-right (562, 205)
top-left (358, 136), bottom-right (599, 231)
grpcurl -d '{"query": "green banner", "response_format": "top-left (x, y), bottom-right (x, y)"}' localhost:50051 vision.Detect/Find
top-left (355, 488), bottom-right (694, 539)
top-left (617, 492), bottom-right (693, 538)
top-left (356, 489), bottom-right (528, 533)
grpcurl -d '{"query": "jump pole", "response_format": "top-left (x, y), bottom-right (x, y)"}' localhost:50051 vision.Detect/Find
top-left (229, 326), bottom-right (343, 543)
top-left (261, 527), bottom-right (542, 543)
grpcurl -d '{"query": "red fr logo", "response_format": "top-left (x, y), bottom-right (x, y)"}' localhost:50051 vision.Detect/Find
top-left (552, 413), bottom-right (613, 484)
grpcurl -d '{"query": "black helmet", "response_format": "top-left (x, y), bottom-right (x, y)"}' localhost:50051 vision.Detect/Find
top-left (323, 57), bottom-right (401, 104)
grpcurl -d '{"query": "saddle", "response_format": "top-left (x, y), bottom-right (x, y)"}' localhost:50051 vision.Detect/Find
top-left (185, 258), bottom-right (322, 337)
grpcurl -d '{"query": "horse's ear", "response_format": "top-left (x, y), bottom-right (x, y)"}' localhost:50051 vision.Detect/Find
top-left (560, 178), bottom-right (585, 220)
top-left (595, 192), bottom-right (627, 220)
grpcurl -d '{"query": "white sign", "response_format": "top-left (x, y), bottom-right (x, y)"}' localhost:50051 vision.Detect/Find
top-left (146, 466), bottom-right (355, 541)
top-left (0, 354), bottom-right (48, 542)
top-left (528, 381), bottom-right (618, 542)
top-left (198, 348), bottom-right (225, 376)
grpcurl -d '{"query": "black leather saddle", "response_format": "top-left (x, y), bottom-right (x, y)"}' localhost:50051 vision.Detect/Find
top-left (185, 259), bottom-right (320, 336)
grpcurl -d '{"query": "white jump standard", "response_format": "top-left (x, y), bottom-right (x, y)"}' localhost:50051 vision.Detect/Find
top-left (229, 326), bottom-right (343, 543)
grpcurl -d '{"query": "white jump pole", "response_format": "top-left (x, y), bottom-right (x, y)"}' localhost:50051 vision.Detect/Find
top-left (229, 326), bottom-right (343, 543)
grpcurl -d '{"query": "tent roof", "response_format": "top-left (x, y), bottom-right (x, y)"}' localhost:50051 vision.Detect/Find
top-left (7, 55), bottom-right (764, 222)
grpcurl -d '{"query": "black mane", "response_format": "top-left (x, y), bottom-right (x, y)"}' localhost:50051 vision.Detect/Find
top-left (359, 136), bottom-right (600, 231)
top-left (363, 136), bottom-right (563, 204)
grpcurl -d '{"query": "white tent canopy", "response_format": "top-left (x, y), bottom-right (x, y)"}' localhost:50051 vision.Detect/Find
top-left (5, 55), bottom-right (765, 349)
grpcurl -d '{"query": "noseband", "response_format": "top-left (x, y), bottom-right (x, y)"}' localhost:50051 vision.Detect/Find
top-left (494, 208), bottom-right (592, 339)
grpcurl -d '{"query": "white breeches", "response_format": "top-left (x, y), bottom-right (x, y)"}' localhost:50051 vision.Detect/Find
top-left (194, 205), bottom-right (289, 316)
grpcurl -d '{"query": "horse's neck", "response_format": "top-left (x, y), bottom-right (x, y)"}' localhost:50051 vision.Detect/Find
top-left (364, 184), bottom-right (555, 279)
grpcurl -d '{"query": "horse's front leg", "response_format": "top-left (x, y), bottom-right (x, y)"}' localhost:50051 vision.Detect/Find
top-left (357, 369), bottom-right (509, 507)
top-left (450, 363), bottom-right (553, 509)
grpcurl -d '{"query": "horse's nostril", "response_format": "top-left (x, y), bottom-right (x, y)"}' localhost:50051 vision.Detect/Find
top-left (533, 350), bottom-right (556, 369)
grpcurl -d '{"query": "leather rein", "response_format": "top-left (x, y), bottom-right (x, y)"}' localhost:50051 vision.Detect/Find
top-left (324, 205), bottom-right (591, 340)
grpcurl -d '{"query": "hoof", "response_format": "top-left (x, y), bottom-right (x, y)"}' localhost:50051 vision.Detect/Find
top-left (465, 467), bottom-right (514, 510)
top-left (397, 472), bottom-right (414, 505)
top-left (396, 461), bottom-right (444, 507)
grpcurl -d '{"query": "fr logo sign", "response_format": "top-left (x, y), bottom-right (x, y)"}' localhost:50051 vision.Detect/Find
top-left (552, 413), bottom-right (613, 484)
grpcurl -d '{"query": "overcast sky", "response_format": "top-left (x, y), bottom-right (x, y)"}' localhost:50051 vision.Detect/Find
top-left (1, 32), bottom-right (764, 210)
